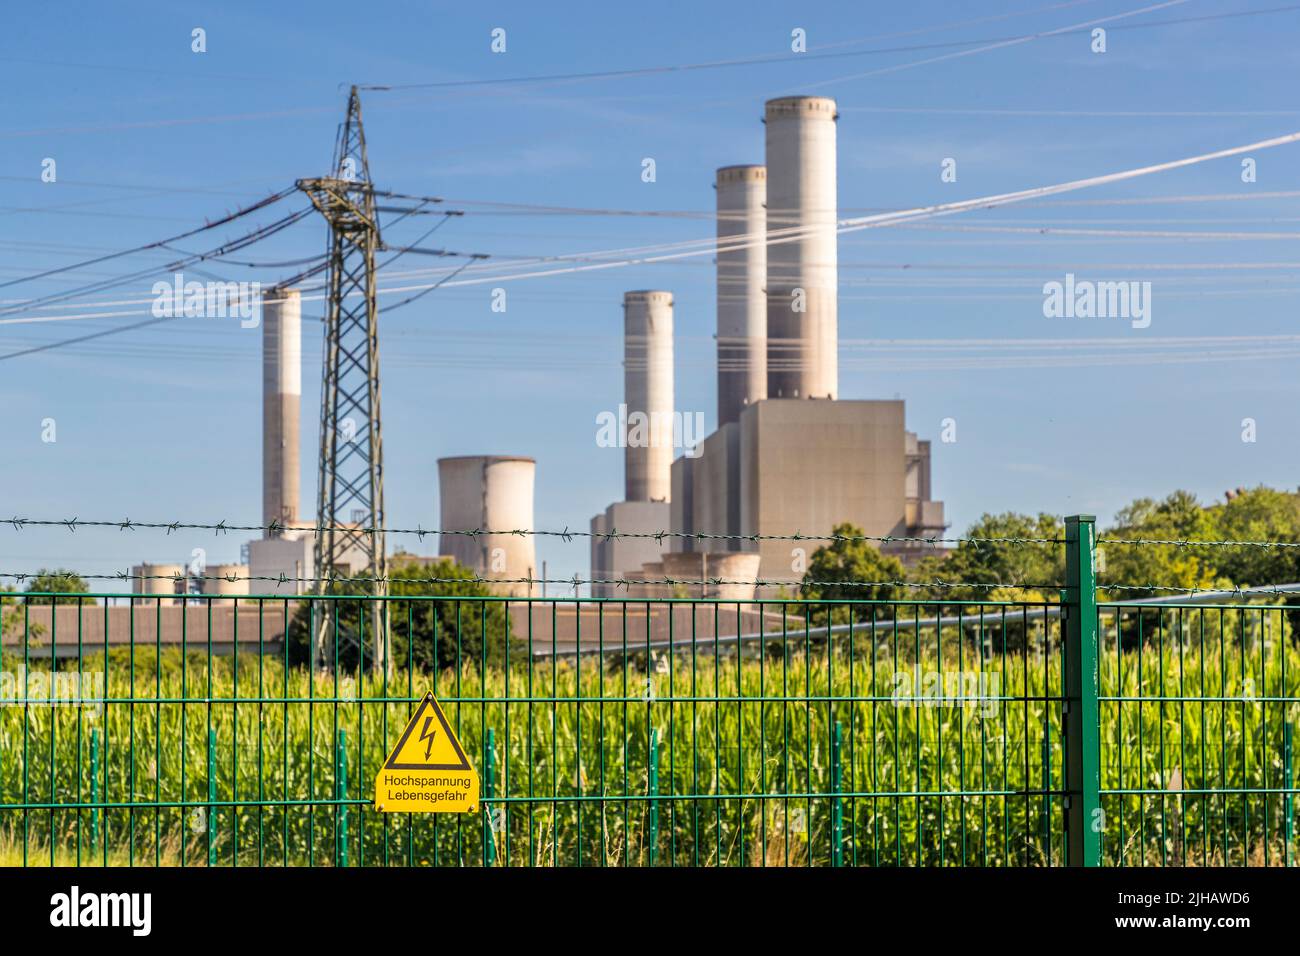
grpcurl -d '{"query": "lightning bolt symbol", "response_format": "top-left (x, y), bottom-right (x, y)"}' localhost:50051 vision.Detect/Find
top-left (418, 716), bottom-right (437, 761)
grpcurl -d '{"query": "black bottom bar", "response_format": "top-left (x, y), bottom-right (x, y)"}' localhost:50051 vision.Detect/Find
top-left (0, 866), bottom-right (1285, 943)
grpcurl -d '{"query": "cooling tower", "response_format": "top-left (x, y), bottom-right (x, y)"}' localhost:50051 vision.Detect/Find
top-left (623, 291), bottom-right (674, 502)
top-left (764, 96), bottom-right (838, 400)
top-left (200, 564), bottom-right (250, 596)
top-left (438, 456), bottom-right (538, 597)
top-left (131, 563), bottom-right (184, 604)
top-left (715, 166), bottom-right (767, 426)
top-left (262, 287), bottom-right (301, 535)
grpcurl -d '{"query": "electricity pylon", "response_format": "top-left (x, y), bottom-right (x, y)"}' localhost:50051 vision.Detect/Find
top-left (299, 86), bottom-right (388, 675)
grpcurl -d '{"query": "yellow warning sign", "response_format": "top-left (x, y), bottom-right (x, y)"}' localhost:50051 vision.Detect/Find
top-left (374, 692), bottom-right (479, 813)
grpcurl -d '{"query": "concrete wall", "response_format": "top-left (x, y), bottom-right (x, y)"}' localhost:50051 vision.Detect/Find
top-left (740, 399), bottom-right (905, 586)
top-left (694, 422), bottom-right (741, 553)
top-left (7, 603), bottom-right (289, 657)
top-left (510, 602), bottom-right (792, 655)
top-left (262, 287), bottom-right (301, 532)
top-left (764, 96), bottom-right (838, 401)
top-left (716, 165), bottom-right (767, 425)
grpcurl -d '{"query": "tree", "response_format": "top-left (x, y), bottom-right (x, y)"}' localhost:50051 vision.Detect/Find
top-left (285, 558), bottom-right (512, 673)
top-left (1, 586), bottom-right (20, 639)
top-left (1103, 491), bottom-right (1225, 593)
top-left (800, 522), bottom-right (907, 625)
top-left (917, 512), bottom-right (1064, 603)
top-left (1204, 486), bottom-right (1300, 587)
top-left (22, 569), bottom-right (90, 605)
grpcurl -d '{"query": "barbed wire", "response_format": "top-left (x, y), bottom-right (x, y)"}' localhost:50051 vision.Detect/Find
top-left (0, 569), bottom-right (1063, 593)
top-left (1098, 536), bottom-right (1300, 550)
top-left (1098, 582), bottom-right (1300, 596)
top-left (0, 515), bottom-right (1058, 548)
top-left (26, 517), bottom-right (1300, 550)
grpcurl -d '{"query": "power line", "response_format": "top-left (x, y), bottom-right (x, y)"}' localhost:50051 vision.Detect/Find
top-left (357, 2), bottom-right (1300, 92)
top-left (0, 315), bottom-right (173, 362)
top-left (0, 206), bottom-right (314, 319)
top-left (6, 127), bottom-right (1300, 359)
top-left (798, 0), bottom-right (1192, 90)
top-left (0, 185), bottom-right (296, 291)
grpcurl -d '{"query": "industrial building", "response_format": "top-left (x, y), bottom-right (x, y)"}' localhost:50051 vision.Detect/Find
top-left (592, 94), bottom-right (947, 597)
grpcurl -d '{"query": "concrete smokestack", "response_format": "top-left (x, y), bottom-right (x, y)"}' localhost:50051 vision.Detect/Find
top-left (764, 96), bottom-right (838, 400)
top-left (262, 287), bottom-right (301, 535)
top-left (623, 290), bottom-right (674, 502)
top-left (715, 165), bottom-right (767, 425)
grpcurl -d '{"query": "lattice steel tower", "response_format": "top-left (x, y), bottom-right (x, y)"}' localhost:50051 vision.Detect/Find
top-left (298, 86), bottom-right (388, 673)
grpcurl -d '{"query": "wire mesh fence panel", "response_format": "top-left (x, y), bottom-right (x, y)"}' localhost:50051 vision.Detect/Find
top-left (1097, 602), bottom-right (1299, 867)
top-left (1, 590), bottom-right (1295, 866)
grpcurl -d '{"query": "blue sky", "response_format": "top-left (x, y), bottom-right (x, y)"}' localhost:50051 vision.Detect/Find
top-left (5, 0), bottom-right (1300, 589)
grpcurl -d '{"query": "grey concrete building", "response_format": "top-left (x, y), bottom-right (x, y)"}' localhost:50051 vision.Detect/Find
top-left (672, 398), bottom-right (946, 593)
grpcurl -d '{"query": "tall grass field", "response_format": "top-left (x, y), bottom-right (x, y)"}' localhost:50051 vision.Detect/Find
top-left (2, 616), bottom-right (1297, 867)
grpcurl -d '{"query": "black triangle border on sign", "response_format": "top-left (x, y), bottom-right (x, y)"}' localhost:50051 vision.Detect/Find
top-left (384, 692), bottom-right (474, 771)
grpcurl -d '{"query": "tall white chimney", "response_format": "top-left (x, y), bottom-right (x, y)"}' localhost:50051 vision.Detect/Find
top-left (764, 96), bottom-right (838, 400)
top-left (715, 165), bottom-right (767, 425)
top-left (623, 290), bottom-right (673, 502)
top-left (262, 287), bottom-right (301, 534)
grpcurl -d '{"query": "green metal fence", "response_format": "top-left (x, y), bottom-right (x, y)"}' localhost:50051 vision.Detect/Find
top-left (1, 516), bottom-right (1296, 866)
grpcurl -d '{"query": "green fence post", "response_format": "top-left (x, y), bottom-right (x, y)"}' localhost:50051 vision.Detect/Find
top-left (207, 728), bottom-right (217, 868)
top-left (337, 729), bottom-right (349, 869)
top-left (1041, 732), bottom-right (1051, 863)
top-left (831, 721), bottom-right (843, 868)
top-left (1285, 722), bottom-right (1294, 868)
top-left (90, 729), bottom-right (100, 853)
top-left (484, 727), bottom-right (497, 868)
top-left (648, 727), bottom-right (659, 867)
top-left (1063, 515), bottom-right (1101, 867)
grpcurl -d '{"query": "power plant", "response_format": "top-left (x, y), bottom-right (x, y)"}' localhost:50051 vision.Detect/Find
top-left (593, 94), bottom-right (946, 596)
top-left (127, 91), bottom-right (945, 605)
